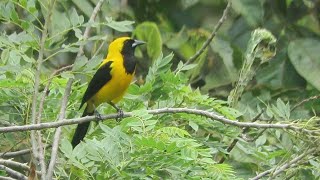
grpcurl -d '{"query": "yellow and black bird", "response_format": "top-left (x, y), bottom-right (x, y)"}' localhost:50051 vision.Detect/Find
top-left (71, 37), bottom-right (145, 148)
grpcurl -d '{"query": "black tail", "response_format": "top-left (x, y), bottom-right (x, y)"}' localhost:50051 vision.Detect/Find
top-left (71, 106), bottom-right (94, 148)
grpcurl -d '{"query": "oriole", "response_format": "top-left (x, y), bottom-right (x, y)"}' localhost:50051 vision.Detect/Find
top-left (71, 37), bottom-right (145, 148)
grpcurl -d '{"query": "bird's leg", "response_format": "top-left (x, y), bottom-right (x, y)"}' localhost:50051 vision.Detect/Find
top-left (109, 102), bottom-right (123, 122)
top-left (92, 104), bottom-right (102, 120)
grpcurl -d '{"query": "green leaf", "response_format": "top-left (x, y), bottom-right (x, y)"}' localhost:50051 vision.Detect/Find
top-left (72, 55), bottom-right (88, 71)
top-left (156, 127), bottom-right (191, 138)
top-left (60, 138), bottom-right (73, 159)
top-left (181, 147), bottom-right (198, 160)
top-left (288, 38), bottom-right (320, 91)
top-left (9, 50), bottom-right (21, 65)
top-left (21, 54), bottom-right (34, 63)
top-left (165, 27), bottom-right (188, 49)
top-left (188, 121), bottom-right (199, 132)
top-left (180, 63), bottom-right (197, 71)
top-left (61, 71), bottom-right (75, 79)
top-left (70, 8), bottom-right (84, 26)
top-left (71, 0), bottom-right (94, 18)
top-left (105, 17), bottom-right (134, 32)
top-left (255, 133), bottom-right (267, 147)
top-left (211, 38), bottom-right (236, 81)
top-left (232, 0), bottom-right (263, 26)
top-left (133, 22), bottom-right (162, 61)
top-left (84, 54), bottom-right (104, 71)
top-left (132, 109), bottom-right (153, 120)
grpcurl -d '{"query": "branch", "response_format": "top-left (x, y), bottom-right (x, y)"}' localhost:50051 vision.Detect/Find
top-left (0, 149), bottom-right (31, 158)
top-left (251, 148), bottom-right (316, 180)
top-left (46, 0), bottom-right (106, 179)
top-left (46, 80), bottom-right (72, 179)
top-left (291, 95), bottom-right (320, 112)
top-left (185, 1), bottom-right (231, 65)
top-left (0, 159), bottom-right (41, 176)
top-left (0, 164), bottom-right (27, 180)
top-left (0, 145), bottom-right (51, 158)
top-left (218, 110), bottom-right (264, 163)
top-left (76, 0), bottom-right (105, 58)
top-left (0, 108), bottom-right (317, 134)
top-left (38, 65), bottom-right (73, 123)
top-left (30, 0), bottom-right (54, 179)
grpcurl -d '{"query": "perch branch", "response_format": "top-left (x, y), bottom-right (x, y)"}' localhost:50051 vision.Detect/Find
top-left (0, 108), bottom-right (317, 134)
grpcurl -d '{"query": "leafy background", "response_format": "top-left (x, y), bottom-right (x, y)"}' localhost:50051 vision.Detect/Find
top-left (0, 0), bottom-right (320, 179)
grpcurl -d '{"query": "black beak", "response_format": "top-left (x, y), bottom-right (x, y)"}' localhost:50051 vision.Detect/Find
top-left (132, 40), bottom-right (146, 48)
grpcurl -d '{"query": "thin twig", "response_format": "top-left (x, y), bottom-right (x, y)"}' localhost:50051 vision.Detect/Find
top-left (30, 0), bottom-right (54, 178)
top-left (0, 176), bottom-right (15, 180)
top-left (0, 108), bottom-right (317, 134)
top-left (37, 65), bottom-right (73, 123)
top-left (46, 80), bottom-right (72, 179)
top-left (251, 148), bottom-right (316, 180)
top-left (291, 95), bottom-right (320, 112)
top-left (46, 0), bottom-right (106, 178)
top-left (76, 0), bottom-right (105, 58)
top-left (0, 164), bottom-right (27, 180)
top-left (218, 110), bottom-right (264, 163)
top-left (0, 149), bottom-right (31, 158)
top-left (0, 145), bottom-right (51, 158)
top-left (185, 1), bottom-right (231, 65)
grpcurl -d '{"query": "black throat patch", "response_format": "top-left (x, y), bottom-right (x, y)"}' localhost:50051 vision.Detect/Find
top-left (121, 39), bottom-right (137, 74)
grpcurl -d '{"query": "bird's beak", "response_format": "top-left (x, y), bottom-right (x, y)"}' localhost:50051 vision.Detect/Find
top-left (132, 40), bottom-right (146, 47)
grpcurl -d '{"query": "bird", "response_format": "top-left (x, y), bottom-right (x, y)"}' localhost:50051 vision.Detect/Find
top-left (71, 37), bottom-right (145, 148)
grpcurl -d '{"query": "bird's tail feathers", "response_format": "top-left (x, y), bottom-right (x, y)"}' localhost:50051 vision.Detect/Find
top-left (71, 105), bottom-right (94, 148)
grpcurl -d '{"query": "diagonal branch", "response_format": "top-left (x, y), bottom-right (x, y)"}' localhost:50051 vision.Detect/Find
top-left (251, 147), bottom-right (317, 180)
top-left (0, 164), bottom-right (27, 180)
top-left (0, 159), bottom-right (41, 176)
top-left (185, 1), bottom-right (232, 65)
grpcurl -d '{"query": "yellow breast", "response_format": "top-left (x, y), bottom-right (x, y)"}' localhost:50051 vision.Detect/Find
top-left (90, 53), bottom-right (134, 106)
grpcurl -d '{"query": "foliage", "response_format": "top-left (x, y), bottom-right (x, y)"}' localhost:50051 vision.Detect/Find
top-left (0, 0), bottom-right (320, 179)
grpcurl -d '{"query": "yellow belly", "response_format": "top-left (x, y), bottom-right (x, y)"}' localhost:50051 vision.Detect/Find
top-left (90, 59), bottom-right (134, 106)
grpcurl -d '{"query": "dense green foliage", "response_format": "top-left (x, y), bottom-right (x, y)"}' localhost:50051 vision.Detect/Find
top-left (0, 0), bottom-right (320, 179)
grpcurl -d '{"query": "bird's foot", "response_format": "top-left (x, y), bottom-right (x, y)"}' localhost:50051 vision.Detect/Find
top-left (116, 109), bottom-right (124, 122)
top-left (94, 110), bottom-right (102, 120)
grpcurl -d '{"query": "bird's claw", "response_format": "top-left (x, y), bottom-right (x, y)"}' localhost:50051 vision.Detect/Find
top-left (116, 109), bottom-right (123, 122)
top-left (94, 110), bottom-right (102, 120)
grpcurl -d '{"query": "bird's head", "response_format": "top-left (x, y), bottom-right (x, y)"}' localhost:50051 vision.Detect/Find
top-left (108, 37), bottom-right (145, 55)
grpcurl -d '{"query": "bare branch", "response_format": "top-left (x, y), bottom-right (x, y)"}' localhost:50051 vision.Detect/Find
top-left (0, 159), bottom-right (41, 176)
top-left (0, 164), bottom-right (27, 180)
top-left (291, 95), bottom-right (320, 112)
top-left (38, 65), bottom-right (73, 123)
top-left (251, 148), bottom-right (317, 180)
top-left (186, 1), bottom-right (232, 65)
top-left (218, 110), bottom-right (264, 163)
top-left (46, 0), bottom-right (106, 178)
top-left (0, 149), bottom-right (31, 158)
top-left (46, 80), bottom-right (72, 179)
top-left (76, 0), bottom-right (105, 58)
top-left (0, 145), bottom-right (51, 158)
top-left (0, 108), bottom-right (317, 134)
top-left (30, 0), bottom-right (55, 178)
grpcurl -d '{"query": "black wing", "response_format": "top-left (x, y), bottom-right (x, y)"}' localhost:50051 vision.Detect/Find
top-left (79, 61), bottom-right (113, 109)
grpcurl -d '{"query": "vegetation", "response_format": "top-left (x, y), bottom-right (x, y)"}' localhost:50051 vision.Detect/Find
top-left (0, 0), bottom-right (320, 179)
